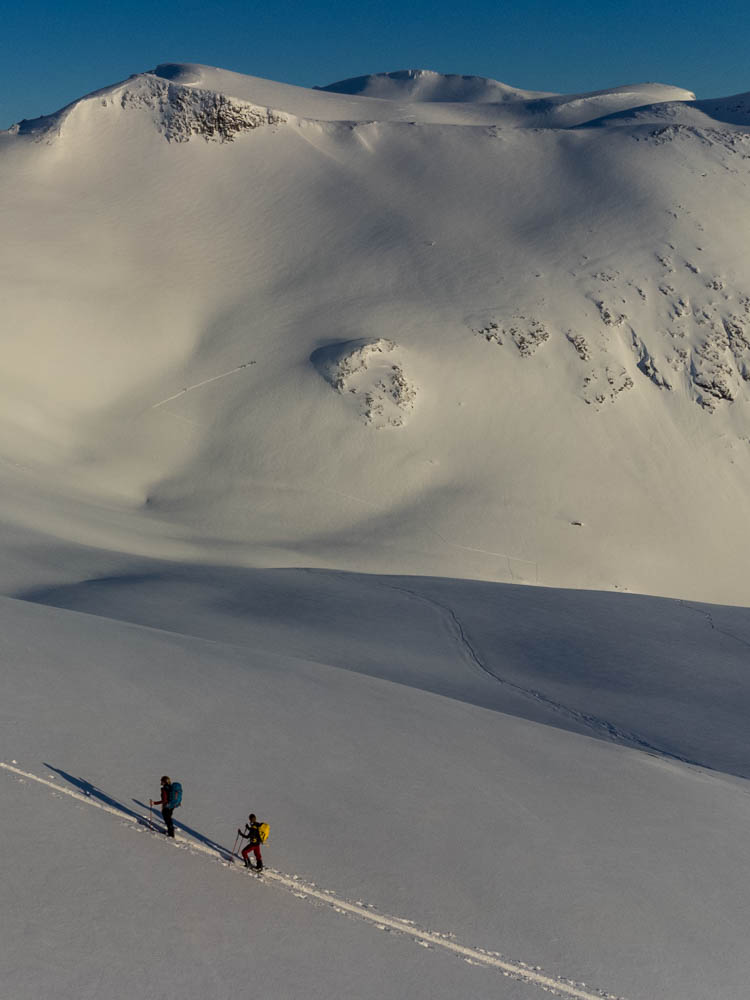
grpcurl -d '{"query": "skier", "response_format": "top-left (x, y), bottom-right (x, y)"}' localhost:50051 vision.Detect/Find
top-left (151, 775), bottom-right (176, 838)
top-left (238, 813), bottom-right (264, 870)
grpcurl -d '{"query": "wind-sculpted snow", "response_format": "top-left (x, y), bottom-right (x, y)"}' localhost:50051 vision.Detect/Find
top-left (588, 91), bottom-right (750, 130)
top-left (315, 70), bottom-right (694, 127)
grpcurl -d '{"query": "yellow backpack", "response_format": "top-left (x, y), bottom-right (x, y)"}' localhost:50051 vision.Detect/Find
top-left (258, 822), bottom-right (270, 844)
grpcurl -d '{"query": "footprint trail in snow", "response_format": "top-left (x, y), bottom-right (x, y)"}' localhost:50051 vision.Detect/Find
top-left (2, 761), bottom-right (627, 1000)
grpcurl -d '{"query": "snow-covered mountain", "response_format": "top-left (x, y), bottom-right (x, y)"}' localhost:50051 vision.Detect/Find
top-left (2, 63), bottom-right (749, 603)
top-left (3, 63), bottom-right (748, 602)
top-left (3, 63), bottom-right (750, 1000)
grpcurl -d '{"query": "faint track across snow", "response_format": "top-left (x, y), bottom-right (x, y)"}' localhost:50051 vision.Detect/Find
top-left (678, 600), bottom-right (750, 652)
top-left (150, 361), bottom-right (255, 408)
top-left (2, 761), bottom-right (627, 1000)
top-left (376, 580), bottom-right (706, 768)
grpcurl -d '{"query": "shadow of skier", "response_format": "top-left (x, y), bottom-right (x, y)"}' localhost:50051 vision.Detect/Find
top-left (132, 798), bottom-right (232, 860)
top-left (43, 763), bottom-right (233, 861)
top-left (44, 763), bottom-right (151, 826)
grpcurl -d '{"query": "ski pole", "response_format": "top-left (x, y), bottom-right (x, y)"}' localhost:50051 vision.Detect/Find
top-left (148, 799), bottom-right (154, 832)
top-left (231, 831), bottom-right (240, 862)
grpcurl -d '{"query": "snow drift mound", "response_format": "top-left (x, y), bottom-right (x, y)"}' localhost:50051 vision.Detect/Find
top-left (517, 83), bottom-right (695, 128)
top-left (152, 62), bottom-right (206, 86)
top-left (585, 90), bottom-right (750, 129)
top-left (316, 68), bottom-right (547, 103)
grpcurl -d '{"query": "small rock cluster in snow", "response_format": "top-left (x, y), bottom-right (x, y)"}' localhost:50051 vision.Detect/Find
top-left (474, 246), bottom-right (750, 417)
top-left (311, 338), bottom-right (417, 428)
top-left (119, 76), bottom-right (286, 142)
top-left (640, 125), bottom-right (750, 156)
top-left (476, 316), bottom-right (550, 356)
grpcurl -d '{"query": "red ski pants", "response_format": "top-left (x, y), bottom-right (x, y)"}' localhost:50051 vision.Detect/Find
top-left (242, 843), bottom-right (262, 864)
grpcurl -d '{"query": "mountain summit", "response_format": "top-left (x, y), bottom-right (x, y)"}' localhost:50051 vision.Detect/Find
top-left (315, 68), bottom-right (551, 102)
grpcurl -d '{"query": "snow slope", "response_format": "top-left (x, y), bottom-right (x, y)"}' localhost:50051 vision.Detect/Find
top-left (17, 561), bottom-right (750, 778)
top-left (1, 63), bottom-right (749, 603)
top-left (3, 588), bottom-right (750, 1000)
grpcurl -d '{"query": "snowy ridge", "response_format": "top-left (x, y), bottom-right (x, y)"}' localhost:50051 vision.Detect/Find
top-left (315, 68), bottom-right (550, 102)
top-left (11, 73), bottom-right (288, 143)
top-left (1, 762), bottom-right (626, 1000)
top-left (587, 90), bottom-right (750, 129)
top-left (5, 63), bottom-right (697, 137)
top-left (118, 75), bottom-right (287, 142)
top-left (315, 70), bottom-right (695, 126)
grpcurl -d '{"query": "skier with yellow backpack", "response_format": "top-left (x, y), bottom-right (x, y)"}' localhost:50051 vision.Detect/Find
top-left (237, 813), bottom-right (269, 871)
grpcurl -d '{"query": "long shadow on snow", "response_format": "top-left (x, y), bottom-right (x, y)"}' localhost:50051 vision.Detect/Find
top-left (132, 799), bottom-right (232, 859)
top-left (44, 764), bottom-right (233, 860)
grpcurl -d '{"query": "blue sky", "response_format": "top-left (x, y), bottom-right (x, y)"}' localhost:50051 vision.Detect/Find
top-left (2, 0), bottom-right (749, 128)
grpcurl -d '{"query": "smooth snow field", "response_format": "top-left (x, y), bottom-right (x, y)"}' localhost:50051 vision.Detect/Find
top-left (2, 63), bottom-right (750, 1000)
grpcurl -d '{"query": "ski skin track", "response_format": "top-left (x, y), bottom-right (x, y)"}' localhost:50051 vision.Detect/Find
top-left (1, 762), bottom-right (627, 1000)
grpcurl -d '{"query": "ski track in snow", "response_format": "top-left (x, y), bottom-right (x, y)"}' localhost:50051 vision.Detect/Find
top-left (677, 600), bottom-right (750, 652)
top-left (150, 361), bottom-right (256, 409)
top-left (1, 762), bottom-right (627, 1000)
top-left (375, 580), bottom-right (708, 769)
top-left (424, 526), bottom-right (540, 582)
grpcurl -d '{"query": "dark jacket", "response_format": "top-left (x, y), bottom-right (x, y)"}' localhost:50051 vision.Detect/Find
top-left (155, 782), bottom-right (172, 809)
top-left (241, 822), bottom-right (262, 846)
